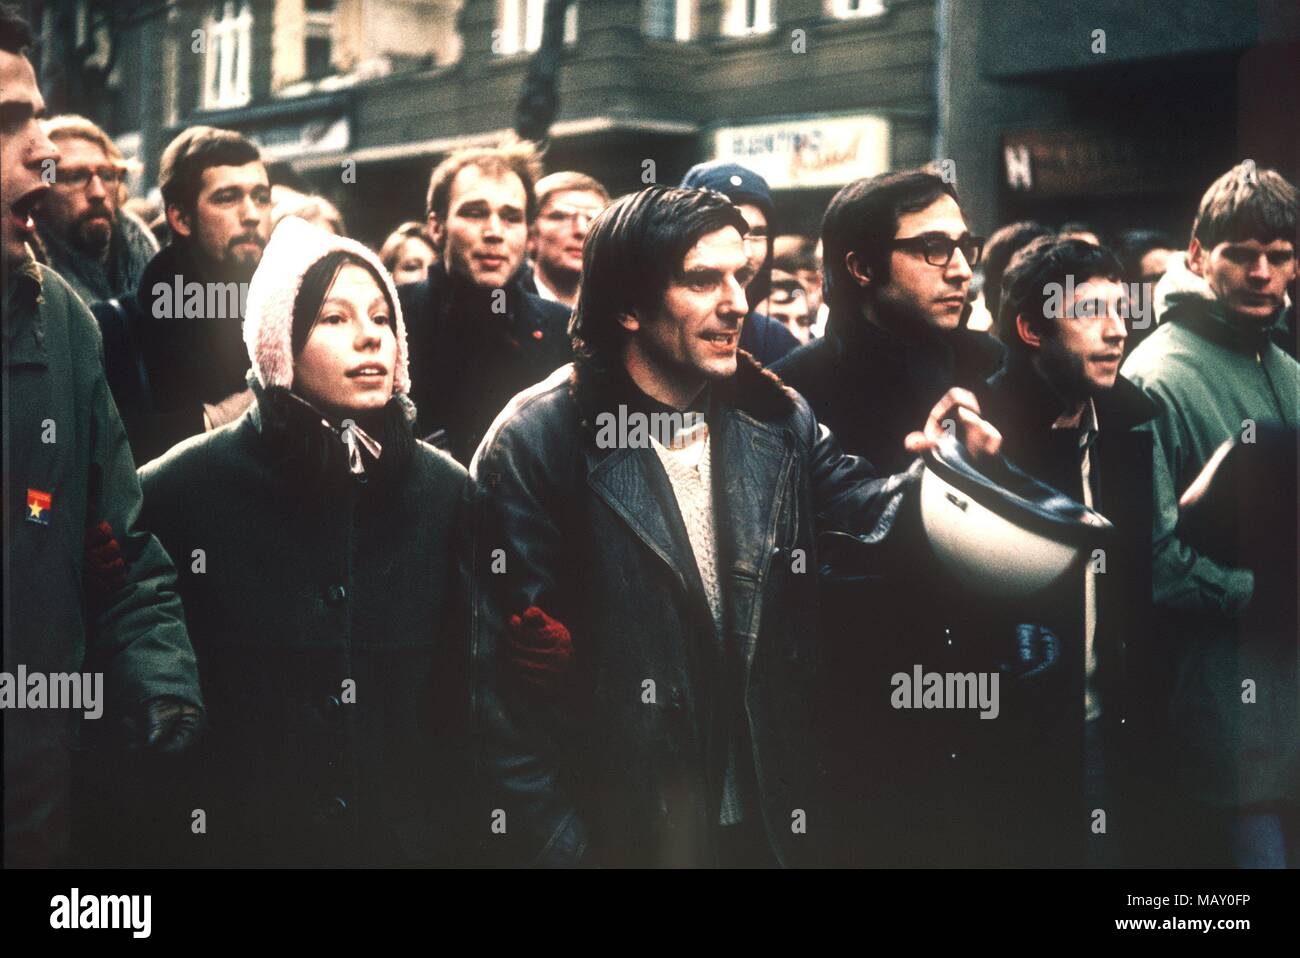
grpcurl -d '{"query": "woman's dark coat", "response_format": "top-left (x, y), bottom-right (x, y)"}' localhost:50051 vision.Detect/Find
top-left (137, 382), bottom-right (473, 866)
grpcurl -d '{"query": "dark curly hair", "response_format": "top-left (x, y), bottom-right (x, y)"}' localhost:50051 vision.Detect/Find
top-left (998, 236), bottom-right (1123, 360)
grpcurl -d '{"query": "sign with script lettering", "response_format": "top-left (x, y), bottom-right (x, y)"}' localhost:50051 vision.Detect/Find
top-left (712, 115), bottom-right (890, 189)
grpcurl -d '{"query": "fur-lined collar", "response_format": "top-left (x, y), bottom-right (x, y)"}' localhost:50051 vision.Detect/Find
top-left (569, 349), bottom-right (795, 431)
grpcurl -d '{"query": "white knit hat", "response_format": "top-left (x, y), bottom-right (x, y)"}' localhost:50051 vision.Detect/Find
top-left (243, 215), bottom-right (411, 395)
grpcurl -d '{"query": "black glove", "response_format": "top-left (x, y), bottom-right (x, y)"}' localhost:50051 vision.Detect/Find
top-left (996, 623), bottom-right (1060, 682)
top-left (129, 696), bottom-right (205, 755)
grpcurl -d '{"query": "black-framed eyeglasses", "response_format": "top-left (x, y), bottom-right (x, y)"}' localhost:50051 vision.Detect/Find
top-left (888, 233), bottom-right (984, 268)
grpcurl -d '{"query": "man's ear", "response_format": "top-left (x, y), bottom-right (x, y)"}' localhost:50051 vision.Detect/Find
top-left (1187, 238), bottom-right (1206, 277)
top-left (616, 311), bottom-right (641, 333)
top-left (427, 213), bottom-right (445, 253)
top-left (1015, 312), bottom-right (1043, 349)
top-left (845, 251), bottom-right (872, 288)
top-left (166, 204), bottom-right (192, 240)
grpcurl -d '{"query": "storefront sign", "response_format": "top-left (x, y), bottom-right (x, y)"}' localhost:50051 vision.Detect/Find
top-left (252, 116), bottom-right (350, 162)
top-left (713, 115), bottom-right (890, 189)
top-left (1002, 128), bottom-right (1190, 196)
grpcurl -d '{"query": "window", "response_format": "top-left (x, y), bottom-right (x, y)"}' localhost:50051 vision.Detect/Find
top-left (644, 0), bottom-right (693, 41)
top-left (203, 0), bottom-right (252, 109)
top-left (722, 0), bottom-right (772, 37)
top-left (163, 34), bottom-right (179, 125)
top-left (305, 0), bottom-right (335, 80)
top-left (497, 0), bottom-right (579, 56)
top-left (829, 0), bottom-right (885, 18)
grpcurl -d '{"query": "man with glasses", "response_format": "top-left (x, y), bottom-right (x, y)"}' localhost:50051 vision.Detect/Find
top-left (774, 168), bottom-right (1001, 473)
top-left (34, 114), bottom-right (159, 311)
top-left (525, 171), bottom-right (608, 309)
top-left (772, 169), bottom-right (1013, 866)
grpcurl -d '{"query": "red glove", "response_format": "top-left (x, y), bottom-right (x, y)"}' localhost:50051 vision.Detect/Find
top-left (507, 606), bottom-right (574, 691)
top-left (84, 519), bottom-right (128, 611)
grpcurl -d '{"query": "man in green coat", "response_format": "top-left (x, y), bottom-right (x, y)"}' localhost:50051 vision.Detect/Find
top-left (1122, 162), bottom-right (1298, 867)
top-left (2, 7), bottom-right (203, 867)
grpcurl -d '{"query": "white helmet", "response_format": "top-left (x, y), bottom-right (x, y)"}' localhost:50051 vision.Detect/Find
top-left (919, 435), bottom-right (1114, 597)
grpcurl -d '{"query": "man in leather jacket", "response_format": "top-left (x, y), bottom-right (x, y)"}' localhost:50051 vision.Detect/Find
top-left (470, 186), bottom-right (1002, 868)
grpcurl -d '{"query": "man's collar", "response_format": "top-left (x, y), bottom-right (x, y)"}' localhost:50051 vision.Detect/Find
top-left (3, 254), bottom-right (44, 311)
top-left (3, 257), bottom-right (46, 361)
top-left (996, 356), bottom-right (1085, 429)
top-left (1051, 396), bottom-right (1099, 440)
top-left (1177, 302), bottom-right (1278, 355)
top-left (532, 269), bottom-right (560, 303)
top-left (428, 259), bottom-right (521, 312)
top-left (830, 301), bottom-right (957, 370)
top-left (615, 362), bottom-right (710, 418)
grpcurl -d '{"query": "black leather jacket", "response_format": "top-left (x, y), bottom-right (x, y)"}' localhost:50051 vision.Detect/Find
top-left (470, 352), bottom-right (918, 867)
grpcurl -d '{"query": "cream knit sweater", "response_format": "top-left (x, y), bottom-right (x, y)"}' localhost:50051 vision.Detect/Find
top-left (651, 427), bottom-right (746, 826)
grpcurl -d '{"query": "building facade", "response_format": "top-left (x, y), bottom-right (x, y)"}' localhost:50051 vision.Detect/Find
top-left (66, 0), bottom-right (1292, 248)
top-left (943, 0), bottom-right (1298, 240)
top-left (87, 0), bottom-right (939, 244)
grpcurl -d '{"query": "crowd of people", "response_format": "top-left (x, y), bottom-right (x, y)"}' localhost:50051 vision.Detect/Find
top-left (3, 4), bottom-right (1297, 869)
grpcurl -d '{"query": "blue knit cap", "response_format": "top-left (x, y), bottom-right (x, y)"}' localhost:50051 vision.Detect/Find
top-left (680, 161), bottom-right (774, 217)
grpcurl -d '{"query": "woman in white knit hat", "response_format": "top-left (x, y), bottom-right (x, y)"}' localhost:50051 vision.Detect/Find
top-left (135, 217), bottom-right (473, 867)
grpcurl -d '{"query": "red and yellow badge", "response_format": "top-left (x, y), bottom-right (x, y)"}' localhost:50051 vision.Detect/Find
top-left (26, 488), bottom-right (52, 526)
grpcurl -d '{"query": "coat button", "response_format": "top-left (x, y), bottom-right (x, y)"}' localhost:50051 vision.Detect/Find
top-left (322, 694), bottom-right (342, 715)
top-left (326, 796), bottom-right (349, 818)
top-left (669, 687), bottom-right (685, 711)
top-left (325, 585), bottom-right (347, 605)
